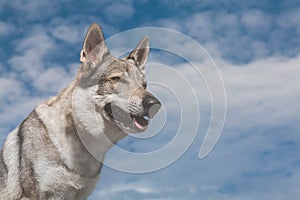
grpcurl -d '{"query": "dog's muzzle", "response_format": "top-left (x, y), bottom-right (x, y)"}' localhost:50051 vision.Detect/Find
top-left (142, 93), bottom-right (161, 119)
top-left (130, 92), bottom-right (161, 131)
top-left (104, 92), bottom-right (161, 132)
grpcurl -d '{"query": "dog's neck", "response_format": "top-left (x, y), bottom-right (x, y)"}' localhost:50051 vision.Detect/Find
top-left (71, 84), bottom-right (127, 159)
top-left (43, 81), bottom-right (127, 178)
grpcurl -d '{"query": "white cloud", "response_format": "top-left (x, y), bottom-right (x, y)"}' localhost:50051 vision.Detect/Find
top-left (223, 56), bottom-right (300, 132)
top-left (51, 25), bottom-right (82, 44)
top-left (0, 78), bottom-right (26, 103)
top-left (241, 9), bottom-right (271, 34)
top-left (185, 12), bottom-right (214, 42)
top-left (0, 21), bottom-right (15, 36)
top-left (9, 30), bottom-right (56, 81)
top-left (8, 0), bottom-right (60, 21)
top-left (33, 66), bottom-right (73, 93)
top-left (156, 19), bottom-right (183, 31)
top-left (277, 8), bottom-right (300, 30)
top-left (154, 8), bottom-right (300, 62)
top-left (0, 0), bottom-right (8, 12)
top-left (103, 2), bottom-right (135, 22)
top-left (94, 181), bottom-right (158, 199)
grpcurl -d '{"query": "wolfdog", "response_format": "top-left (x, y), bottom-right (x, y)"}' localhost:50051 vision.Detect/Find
top-left (0, 23), bottom-right (161, 199)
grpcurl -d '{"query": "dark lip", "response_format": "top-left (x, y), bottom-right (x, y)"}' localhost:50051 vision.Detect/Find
top-left (104, 103), bottom-right (149, 130)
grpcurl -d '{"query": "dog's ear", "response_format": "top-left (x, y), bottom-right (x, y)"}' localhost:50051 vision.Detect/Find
top-left (127, 36), bottom-right (149, 74)
top-left (80, 23), bottom-right (109, 65)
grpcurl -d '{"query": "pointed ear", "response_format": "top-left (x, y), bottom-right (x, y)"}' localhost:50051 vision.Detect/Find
top-left (126, 36), bottom-right (149, 74)
top-left (80, 23), bottom-right (109, 64)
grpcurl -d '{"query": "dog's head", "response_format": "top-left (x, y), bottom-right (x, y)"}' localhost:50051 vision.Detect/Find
top-left (75, 23), bottom-right (161, 134)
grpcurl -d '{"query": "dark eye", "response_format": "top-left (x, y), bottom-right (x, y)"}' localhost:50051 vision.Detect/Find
top-left (110, 76), bottom-right (121, 82)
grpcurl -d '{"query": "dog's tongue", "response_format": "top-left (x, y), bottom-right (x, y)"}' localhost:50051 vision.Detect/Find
top-left (133, 117), bottom-right (148, 130)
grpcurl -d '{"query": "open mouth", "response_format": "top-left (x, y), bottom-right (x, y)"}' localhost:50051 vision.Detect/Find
top-left (104, 103), bottom-right (149, 131)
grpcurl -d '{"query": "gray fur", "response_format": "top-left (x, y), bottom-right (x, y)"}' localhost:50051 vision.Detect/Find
top-left (0, 23), bottom-right (161, 200)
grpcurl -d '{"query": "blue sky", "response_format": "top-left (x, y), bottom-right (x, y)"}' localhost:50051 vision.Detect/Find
top-left (1, 0), bottom-right (300, 199)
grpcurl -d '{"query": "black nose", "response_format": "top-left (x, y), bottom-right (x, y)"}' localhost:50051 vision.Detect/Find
top-left (142, 93), bottom-right (161, 118)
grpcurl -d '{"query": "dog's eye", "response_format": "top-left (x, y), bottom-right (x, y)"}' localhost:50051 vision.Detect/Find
top-left (110, 76), bottom-right (121, 82)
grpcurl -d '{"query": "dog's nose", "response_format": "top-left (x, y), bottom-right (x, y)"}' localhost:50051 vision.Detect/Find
top-left (142, 94), bottom-right (161, 118)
